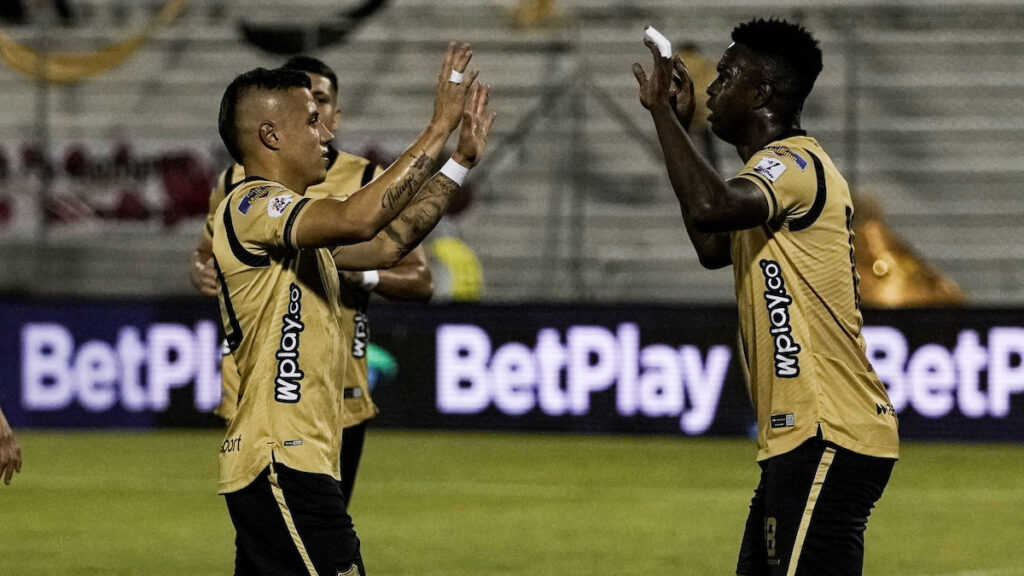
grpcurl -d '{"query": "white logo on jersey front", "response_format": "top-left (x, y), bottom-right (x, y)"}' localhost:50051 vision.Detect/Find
top-left (267, 194), bottom-right (294, 218)
top-left (275, 283), bottom-right (306, 403)
top-left (760, 259), bottom-right (801, 378)
top-left (753, 157), bottom-right (787, 182)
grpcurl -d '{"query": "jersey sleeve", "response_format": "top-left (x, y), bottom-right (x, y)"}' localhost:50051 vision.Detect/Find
top-left (204, 165), bottom-right (245, 240)
top-left (735, 146), bottom-right (817, 224)
top-left (227, 184), bottom-right (313, 254)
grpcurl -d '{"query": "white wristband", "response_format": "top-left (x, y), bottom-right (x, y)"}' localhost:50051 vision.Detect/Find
top-left (359, 270), bottom-right (380, 292)
top-left (440, 157), bottom-right (470, 186)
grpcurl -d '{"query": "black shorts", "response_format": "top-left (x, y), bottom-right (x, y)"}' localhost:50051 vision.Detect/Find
top-left (736, 436), bottom-right (894, 576)
top-left (225, 463), bottom-right (364, 576)
top-left (340, 421), bottom-right (367, 505)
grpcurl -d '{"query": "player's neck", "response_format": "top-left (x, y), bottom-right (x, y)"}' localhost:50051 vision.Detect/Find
top-left (735, 120), bottom-right (805, 162)
top-left (241, 159), bottom-right (308, 195)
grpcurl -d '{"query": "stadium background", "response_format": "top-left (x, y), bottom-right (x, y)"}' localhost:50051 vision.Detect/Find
top-left (1, 1), bottom-right (1023, 575)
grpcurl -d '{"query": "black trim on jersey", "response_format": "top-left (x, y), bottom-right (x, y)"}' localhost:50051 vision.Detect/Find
top-left (213, 258), bottom-right (243, 352)
top-left (237, 175), bottom-right (274, 186)
top-left (360, 162), bottom-right (377, 186)
top-left (221, 168), bottom-right (232, 196)
top-left (223, 199), bottom-right (272, 268)
top-left (282, 198), bottom-right (311, 252)
top-left (222, 168), bottom-right (234, 195)
top-left (767, 129), bottom-right (808, 145)
top-left (744, 171), bottom-right (779, 218)
top-left (789, 151), bottom-right (827, 232)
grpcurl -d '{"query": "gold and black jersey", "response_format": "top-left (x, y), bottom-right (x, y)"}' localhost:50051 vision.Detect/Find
top-left (731, 135), bottom-right (899, 462)
top-left (213, 177), bottom-right (349, 494)
top-left (303, 151), bottom-right (385, 428)
top-left (203, 164), bottom-right (246, 244)
top-left (209, 149), bottom-right (382, 427)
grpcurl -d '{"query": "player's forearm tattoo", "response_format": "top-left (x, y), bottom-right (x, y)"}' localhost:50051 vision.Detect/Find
top-left (381, 153), bottom-right (438, 210)
top-left (383, 174), bottom-right (459, 255)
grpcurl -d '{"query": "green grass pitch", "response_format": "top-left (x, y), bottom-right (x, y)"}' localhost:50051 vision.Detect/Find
top-left (1, 430), bottom-right (1022, 575)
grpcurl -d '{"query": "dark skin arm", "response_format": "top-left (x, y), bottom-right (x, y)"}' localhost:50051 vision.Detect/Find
top-left (633, 38), bottom-right (768, 269)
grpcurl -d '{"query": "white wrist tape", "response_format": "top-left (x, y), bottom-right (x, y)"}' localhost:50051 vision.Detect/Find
top-left (359, 270), bottom-right (380, 292)
top-left (440, 157), bottom-right (470, 186)
top-left (644, 25), bottom-right (672, 59)
top-left (448, 70), bottom-right (464, 84)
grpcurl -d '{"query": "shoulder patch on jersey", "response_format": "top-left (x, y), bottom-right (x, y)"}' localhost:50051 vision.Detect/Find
top-left (753, 157), bottom-right (788, 182)
top-left (267, 194), bottom-right (294, 218)
top-left (764, 146), bottom-right (808, 170)
top-left (237, 185), bottom-right (272, 215)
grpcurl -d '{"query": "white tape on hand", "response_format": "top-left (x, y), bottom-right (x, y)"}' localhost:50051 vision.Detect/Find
top-left (448, 70), bottom-right (464, 84)
top-left (359, 270), bottom-right (380, 292)
top-left (644, 25), bottom-right (672, 59)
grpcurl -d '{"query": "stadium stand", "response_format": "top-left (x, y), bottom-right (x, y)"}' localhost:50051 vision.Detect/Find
top-left (1, 0), bottom-right (1023, 303)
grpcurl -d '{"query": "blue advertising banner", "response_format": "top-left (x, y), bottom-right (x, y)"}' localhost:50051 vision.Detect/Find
top-left (1, 297), bottom-right (1022, 441)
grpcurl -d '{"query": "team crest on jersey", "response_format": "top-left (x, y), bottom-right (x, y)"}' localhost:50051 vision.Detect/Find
top-left (764, 146), bottom-right (808, 169)
top-left (267, 194), bottom-right (294, 218)
top-left (237, 185), bottom-right (272, 215)
top-left (753, 157), bottom-right (787, 182)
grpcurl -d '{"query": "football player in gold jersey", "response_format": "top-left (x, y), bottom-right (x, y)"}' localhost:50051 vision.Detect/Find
top-left (212, 44), bottom-right (494, 575)
top-left (634, 19), bottom-right (898, 576)
top-left (191, 55), bottom-right (432, 506)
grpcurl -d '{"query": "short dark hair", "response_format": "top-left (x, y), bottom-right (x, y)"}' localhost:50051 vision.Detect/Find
top-left (281, 55), bottom-right (339, 97)
top-left (731, 18), bottom-right (823, 104)
top-left (218, 67), bottom-right (312, 164)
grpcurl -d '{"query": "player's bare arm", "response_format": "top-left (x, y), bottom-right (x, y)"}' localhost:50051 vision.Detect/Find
top-left (0, 403), bottom-right (22, 486)
top-left (188, 234), bottom-right (218, 297)
top-left (341, 245), bottom-right (433, 303)
top-left (294, 42), bottom-right (479, 248)
top-left (331, 83), bottom-right (495, 271)
top-left (634, 37), bottom-right (766, 268)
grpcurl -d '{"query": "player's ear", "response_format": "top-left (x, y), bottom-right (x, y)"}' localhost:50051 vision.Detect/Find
top-left (329, 107), bottom-right (342, 134)
top-left (258, 122), bottom-right (280, 151)
top-left (753, 79), bottom-right (774, 109)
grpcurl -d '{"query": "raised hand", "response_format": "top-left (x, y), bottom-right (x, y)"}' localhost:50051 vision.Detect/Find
top-left (632, 37), bottom-right (675, 112)
top-left (432, 42), bottom-right (480, 133)
top-left (669, 54), bottom-right (697, 130)
top-left (453, 83), bottom-right (497, 169)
